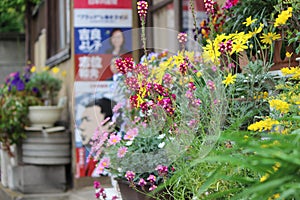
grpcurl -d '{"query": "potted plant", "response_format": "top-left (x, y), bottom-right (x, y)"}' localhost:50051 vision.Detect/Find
top-left (0, 66), bottom-right (41, 155)
top-left (25, 66), bottom-right (65, 128)
top-left (0, 66), bottom-right (41, 187)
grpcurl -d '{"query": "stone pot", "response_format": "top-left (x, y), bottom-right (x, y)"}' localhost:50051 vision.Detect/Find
top-left (28, 106), bottom-right (63, 128)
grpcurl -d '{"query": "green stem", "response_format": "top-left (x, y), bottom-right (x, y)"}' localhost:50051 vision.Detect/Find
top-left (141, 19), bottom-right (148, 61)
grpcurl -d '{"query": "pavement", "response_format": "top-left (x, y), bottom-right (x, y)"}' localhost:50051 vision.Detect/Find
top-left (0, 183), bottom-right (122, 200)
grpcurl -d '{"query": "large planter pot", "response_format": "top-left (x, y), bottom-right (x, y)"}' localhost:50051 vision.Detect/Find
top-left (271, 40), bottom-right (300, 71)
top-left (28, 106), bottom-right (63, 128)
top-left (116, 179), bottom-right (173, 200)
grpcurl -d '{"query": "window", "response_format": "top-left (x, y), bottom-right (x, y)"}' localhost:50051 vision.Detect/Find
top-left (46, 0), bottom-right (71, 66)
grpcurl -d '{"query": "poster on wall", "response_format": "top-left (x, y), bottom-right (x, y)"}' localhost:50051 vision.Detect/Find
top-left (73, 0), bottom-right (132, 178)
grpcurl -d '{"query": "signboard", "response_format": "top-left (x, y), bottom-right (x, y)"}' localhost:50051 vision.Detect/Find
top-left (73, 0), bottom-right (132, 177)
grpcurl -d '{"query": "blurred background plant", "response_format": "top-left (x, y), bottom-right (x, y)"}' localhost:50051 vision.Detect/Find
top-left (0, 0), bottom-right (41, 33)
top-left (0, 65), bottom-right (40, 156)
top-left (26, 66), bottom-right (64, 105)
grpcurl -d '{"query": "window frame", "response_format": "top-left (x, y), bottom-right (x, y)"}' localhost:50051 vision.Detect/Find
top-left (45, 0), bottom-right (71, 67)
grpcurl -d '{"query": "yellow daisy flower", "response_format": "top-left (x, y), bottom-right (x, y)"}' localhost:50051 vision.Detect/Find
top-left (243, 16), bottom-right (257, 26)
top-left (260, 33), bottom-right (281, 45)
top-left (222, 73), bottom-right (237, 86)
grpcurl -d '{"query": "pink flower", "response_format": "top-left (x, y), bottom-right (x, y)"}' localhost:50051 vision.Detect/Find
top-left (117, 146), bottom-right (128, 158)
top-left (95, 192), bottom-right (100, 198)
top-left (149, 184), bottom-right (157, 191)
top-left (108, 134), bottom-right (121, 146)
top-left (228, 63), bottom-right (235, 69)
top-left (177, 32), bottom-right (187, 44)
top-left (94, 181), bottom-right (101, 189)
top-left (138, 178), bottom-right (147, 187)
top-left (99, 157), bottom-right (110, 169)
top-left (156, 165), bottom-right (168, 176)
top-left (95, 164), bottom-right (104, 174)
top-left (112, 196), bottom-right (118, 200)
top-left (188, 82), bottom-right (196, 90)
top-left (188, 119), bottom-right (197, 127)
top-left (125, 171), bottom-right (135, 181)
top-left (207, 80), bottom-right (215, 91)
top-left (211, 65), bottom-right (217, 72)
top-left (124, 127), bottom-right (138, 140)
top-left (112, 102), bottom-right (123, 113)
top-left (147, 175), bottom-right (156, 183)
top-left (163, 73), bottom-right (172, 85)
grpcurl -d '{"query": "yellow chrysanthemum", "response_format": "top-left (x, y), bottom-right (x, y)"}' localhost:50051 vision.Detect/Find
top-left (260, 33), bottom-right (281, 45)
top-left (274, 7), bottom-right (293, 27)
top-left (243, 16), bottom-right (257, 26)
top-left (248, 117), bottom-right (280, 132)
top-left (222, 73), bottom-right (237, 86)
top-left (269, 99), bottom-right (290, 113)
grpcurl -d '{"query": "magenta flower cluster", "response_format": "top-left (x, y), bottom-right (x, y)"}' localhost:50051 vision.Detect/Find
top-left (115, 57), bottom-right (134, 74)
top-left (177, 32), bottom-right (187, 44)
top-left (204, 0), bottom-right (217, 14)
top-left (185, 82), bottom-right (202, 106)
top-left (137, 1), bottom-right (148, 20)
top-left (124, 164), bottom-right (172, 192)
top-left (218, 40), bottom-right (233, 54)
top-left (94, 181), bottom-right (118, 200)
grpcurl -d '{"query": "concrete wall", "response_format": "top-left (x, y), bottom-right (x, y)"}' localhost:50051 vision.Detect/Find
top-left (0, 33), bottom-right (25, 83)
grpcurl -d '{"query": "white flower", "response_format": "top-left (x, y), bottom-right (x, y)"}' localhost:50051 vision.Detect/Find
top-left (126, 141), bottom-right (133, 146)
top-left (158, 142), bottom-right (165, 148)
top-left (157, 134), bottom-right (165, 139)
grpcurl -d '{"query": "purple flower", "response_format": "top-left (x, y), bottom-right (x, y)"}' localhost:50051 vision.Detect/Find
top-left (125, 171), bottom-right (135, 181)
top-left (138, 178), bottom-right (147, 187)
top-left (9, 74), bottom-right (25, 91)
top-left (147, 175), bottom-right (156, 183)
